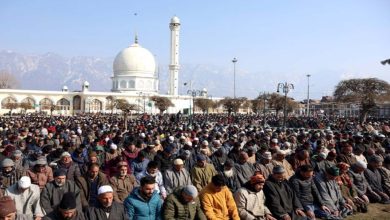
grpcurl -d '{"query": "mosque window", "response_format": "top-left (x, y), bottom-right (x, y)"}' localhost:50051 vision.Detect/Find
top-left (120, 80), bottom-right (127, 89)
top-left (129, 80), bottom-right (135, 88)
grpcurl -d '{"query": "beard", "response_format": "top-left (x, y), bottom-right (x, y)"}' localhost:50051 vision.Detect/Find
top-left (224, 169), bottom-right (234, 178)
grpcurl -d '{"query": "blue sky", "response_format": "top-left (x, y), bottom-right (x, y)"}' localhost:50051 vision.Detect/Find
top-left (1, 0), bottom-right (390, 99)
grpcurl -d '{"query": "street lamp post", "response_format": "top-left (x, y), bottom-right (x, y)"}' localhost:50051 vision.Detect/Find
top-left (260, 92), bottom-right (269, 127)
top-left (277, 82), bottom-right (294, 128)
top-left (232, 58), bottom-right (237, 98)
top-left (306, 74), bottom-right (311, 116)
top-left (187, 89), bottom-right (207, 124)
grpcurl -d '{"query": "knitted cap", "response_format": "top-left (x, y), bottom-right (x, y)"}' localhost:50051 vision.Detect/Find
top-left (182, 185), bottom-right (198, 198)
top-left (59, 192), bottom-right (77, 210)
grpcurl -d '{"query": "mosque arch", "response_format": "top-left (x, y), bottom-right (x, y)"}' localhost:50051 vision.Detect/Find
top-left (39, 98), bottom-right (54, 110)
top-left (20, 97), bottom-right (35, 110)
top-left (56, 98), bottom-right (71, 111)
top-left (89, 99), bottom-right (102, 112)
top-left (73, 96), bottom-right (81, 111)
top-left (106, 96), bottom-right (115, 111)
top-left (1, 96), bottom-right (18, 110)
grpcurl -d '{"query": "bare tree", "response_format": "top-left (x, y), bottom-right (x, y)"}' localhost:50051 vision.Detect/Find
top-left (150, 96), bottom-right (174, 114)
top-left (334, 78), bottom-right (390, 123)
top-left (19, 102), bottom-right (33, 114)
top-left (0, 70), bottom-right (19, 89)
top-left (218, 97), bottom-right (247, 114)
top-left (194, 98), bottom-right (215, 113)
top-left (115, 99), bottom-right (139, 130)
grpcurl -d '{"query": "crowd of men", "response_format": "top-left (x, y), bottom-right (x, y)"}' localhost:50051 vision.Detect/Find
top-left (0, 113), bottom-right (389, 220)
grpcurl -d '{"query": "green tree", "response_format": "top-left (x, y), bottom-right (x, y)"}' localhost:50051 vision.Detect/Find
top-left (150, 96), bottom-right (174, 114)
top-left (333, 78), bottom-right (390, 123)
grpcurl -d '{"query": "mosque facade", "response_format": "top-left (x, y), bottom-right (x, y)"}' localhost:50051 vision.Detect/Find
top-left (0, 16), bottom-right (208, 115)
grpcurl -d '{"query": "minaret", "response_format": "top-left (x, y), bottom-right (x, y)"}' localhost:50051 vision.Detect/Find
top-left (169, 16), bottom-right (180, 96)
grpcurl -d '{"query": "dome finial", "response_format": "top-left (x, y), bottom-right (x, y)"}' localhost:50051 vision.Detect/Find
top-left (134, 32), bottom-right (138, 44)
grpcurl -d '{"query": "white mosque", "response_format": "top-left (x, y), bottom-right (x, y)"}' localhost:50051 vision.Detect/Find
top-left (0, 16), bottom-right (211, 115)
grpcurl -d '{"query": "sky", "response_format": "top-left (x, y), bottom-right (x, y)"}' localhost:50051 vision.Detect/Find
top-left (1, 0), bottom-right (390, 100)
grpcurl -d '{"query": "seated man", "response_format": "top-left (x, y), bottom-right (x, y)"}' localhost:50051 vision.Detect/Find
top-left (41, 169), bottom-right (82, 214)
top-left (136, 161), bottom-right (166, 199)
top-left (84, 185), bottom-right (128, 220)
top-left (191, 154), bottom-right (217, 192)
top-left (109, 161), bottom-right (138, 203)
top-left (163, 158), bottom-right (192, 194)
top-left (263, 166), bottom-right (306, 220)
top-left (43, 192), bottom-right (85, 220)
top-left (314, 166), bottom-right (353, 219)
top-left (124, 176), bottom-right (163, 220)
top-left (5, 176), bottom-right (43, 219)
top-left (200, 174), bottom-right (240, 220)
top-left (234, 172), bottom-right (276, 220)
top-left (364, 155), bottom-right (390, 203)
top-left (163, 185), bottom-right (206, 220)
top-left (290, 165), bottom-right (332, 220)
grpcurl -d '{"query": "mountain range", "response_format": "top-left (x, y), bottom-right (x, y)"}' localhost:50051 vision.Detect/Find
top-left (0, 50), bottom-right (309, 99)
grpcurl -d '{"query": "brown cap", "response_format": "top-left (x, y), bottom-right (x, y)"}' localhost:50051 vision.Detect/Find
top-left (0, 196), bottom-right (16, 217)
top-left (117, 161), bottom-right (128, 168)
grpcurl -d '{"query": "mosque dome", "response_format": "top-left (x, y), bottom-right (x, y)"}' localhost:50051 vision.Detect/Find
top-left (170, 16), bottom-right (180, 24)
top-left (113, 42), bottom-right (156, 76)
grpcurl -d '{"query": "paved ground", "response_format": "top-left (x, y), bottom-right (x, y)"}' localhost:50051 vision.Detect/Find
top-left (345, 203), bottom-right (390, 220)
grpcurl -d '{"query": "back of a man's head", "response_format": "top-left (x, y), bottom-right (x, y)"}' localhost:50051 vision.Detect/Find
top-left (140, 176), bottom-right (156, 187)
top-left (211, 174), bottom-right (226, 187)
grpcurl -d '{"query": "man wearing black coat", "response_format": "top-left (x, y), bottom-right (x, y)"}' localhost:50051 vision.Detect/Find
top-left (264, 166), bottom-right (306, 220)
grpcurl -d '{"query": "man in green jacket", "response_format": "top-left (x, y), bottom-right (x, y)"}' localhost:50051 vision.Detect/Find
top-left (163, 185), bottom-right (206, 220)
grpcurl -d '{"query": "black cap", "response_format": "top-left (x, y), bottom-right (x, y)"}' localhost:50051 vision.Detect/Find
top-left (272, 165), bottom-right (285, 174)
top-left (53, 169), bottom-right (67, 178)
top-left (59, 192), bottom-right (77, 210)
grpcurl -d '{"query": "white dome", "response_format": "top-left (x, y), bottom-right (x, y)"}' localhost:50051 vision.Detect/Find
top-left (113, 43), bottom-right (156, 76)
top-left (171, 16), bottom-right (180, 24)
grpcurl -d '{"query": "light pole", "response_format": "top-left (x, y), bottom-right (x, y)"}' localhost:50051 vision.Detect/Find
top-left (261, 92), bottom-right (269, 127)
top-left (187, 89), bottom-right (207, 124)
top-left (277, 82), bottom-right (294, 128)
top-left (232, 57), bottom-right (237, 98)
top-left (306, 74), bottom-right (311, 117)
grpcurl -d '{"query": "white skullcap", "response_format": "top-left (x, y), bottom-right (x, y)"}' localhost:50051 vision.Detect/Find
top-left (61, 152), bottom-right (71, 158)
top-left (98, 185), bottom-right (113, 195)
top-left (173, 158), bottom-right (184, 165)
top-left (169, 136), bottom-right (175, 141)
top-left (110, 144), bottom-right (117, 150)
top-left (276, 149), bottom-right (287, 155)
top-left (202, 140), bottom-right (209, 145)
top-left (271, 138), bottom-right (278, 144)
top-left (355, 160), bottom-right (367, 169)
top-left (186, 141), bottom-right (193, 147)
top-left (18, 176), bottom-right (31, 189)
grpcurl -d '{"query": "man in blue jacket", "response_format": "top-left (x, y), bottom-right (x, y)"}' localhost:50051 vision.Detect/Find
top-left (124, 176), bottom-right (163, 219)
